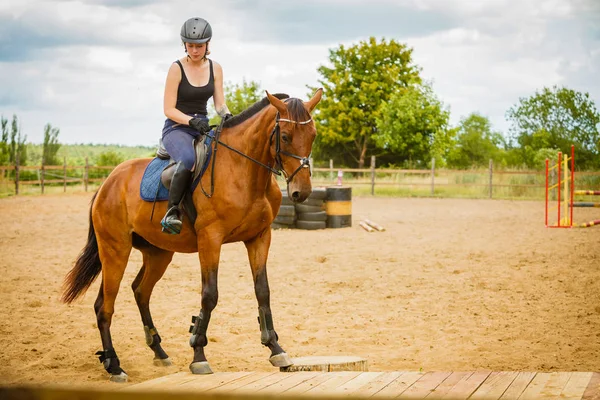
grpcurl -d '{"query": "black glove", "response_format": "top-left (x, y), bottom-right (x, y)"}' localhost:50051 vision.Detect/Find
top-left (189, 117), bottom-right (210, 134)
top-left (223, 113), bottom-right (233, 122)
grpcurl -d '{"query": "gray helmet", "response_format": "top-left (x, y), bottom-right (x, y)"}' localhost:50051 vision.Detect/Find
top-left (180, 17), bottom-right (212, 44)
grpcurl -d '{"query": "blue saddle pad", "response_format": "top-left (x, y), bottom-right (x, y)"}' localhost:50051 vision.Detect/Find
top-left (140, 135), bottom-right (213, 202)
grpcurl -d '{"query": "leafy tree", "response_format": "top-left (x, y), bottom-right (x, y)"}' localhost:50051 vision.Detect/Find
top-left (447, 113), bottom-right (504, 169)
top-left (0, 116), bottom-right (9, 166)
top-left (312, 37), bottom-right (422, 167)
top-left (42, 124), bottom-right (61, 165)
top-left (375, 84), bottom-right (452, 167)
top-left (96, 150), bottom-right (124, 166)
top-left (8, 115), bottom-right (27, 165)
top-left (208, 79), bottom-right (262, 125)
top-left (506, 86), bottom-right (600, 169)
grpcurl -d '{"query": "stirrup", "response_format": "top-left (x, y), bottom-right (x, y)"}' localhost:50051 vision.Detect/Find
top-left (161, 207), bottom-right (182, 234)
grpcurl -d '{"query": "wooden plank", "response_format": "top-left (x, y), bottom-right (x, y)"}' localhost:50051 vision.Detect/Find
top-left (517, 372), bottom-right (551, 399)
top-left (581, 372), bottom-right (600, 400)
top-left (208, 371), bottom-right (278, 393)
top-left (176, 372), bottom-right (253, 391)
top-left (470, 371), bottom-right (519, 399)
top-left (440, 371), bottom-right (492, 399)
top-left (536, 372), bottom-right (573, 399)
top-left (231, 372), bottom-right (297, 393)
top-left (122, 372), bottom-right (191, 391)
top-left (284, 372), bottom-right (338, 394)
top-left (257, 372), bottom-right (323, 394)
top-left (303, 372), bottom-right (362, 394)
top-left (500, 372), bottom-right (536, 399)
top-left (353, 371), bottom-right (404, 397)
top-left (561, 372), bottom-right (593, 400)
top-left (332, 372), bottom-right (385, 396)
top-left (424, 371), bottom-right (472, 398)
top-left (397, 371), bottom-right (452, 399)
top-left (372, 371), bottom-right (425, 398)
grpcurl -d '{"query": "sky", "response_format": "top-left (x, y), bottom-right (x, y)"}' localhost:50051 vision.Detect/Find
top-left (0, 0), bottom-right (599, 146)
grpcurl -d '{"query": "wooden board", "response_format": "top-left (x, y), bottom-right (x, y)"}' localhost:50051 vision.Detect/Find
top-left (121, 370), bottom-right (597, 400)
top-left (280, 355), bottom-right (368, 372)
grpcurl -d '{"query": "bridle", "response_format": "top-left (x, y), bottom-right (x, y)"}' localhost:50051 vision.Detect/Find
top-left (200, 103), bottom-right (313, 198)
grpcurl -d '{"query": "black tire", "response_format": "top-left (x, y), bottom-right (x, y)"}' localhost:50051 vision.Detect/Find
top-left (274, 215), bottom-right (295, 225)
top-left (271, 222), bottom-right (293, 230)
top-left (301, 198), bottom-right (324, 207)
top-left (280, 191), bottom-right (294, 206)
top-left (277, 205), bottom-right (296, 217)
top-left (297, 211), bottom-right (327, 222)
top-left (296, 220), bottom-right (326, 230)
top-left (295, 204), bottom-right (323, 213)
top-left (309, 187), bottom-right (327, 200)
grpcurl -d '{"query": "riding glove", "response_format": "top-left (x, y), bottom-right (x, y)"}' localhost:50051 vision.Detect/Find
top-left (189, 118), bottom-right (210, 134)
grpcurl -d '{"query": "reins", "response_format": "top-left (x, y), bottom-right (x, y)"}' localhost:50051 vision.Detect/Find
top-left (199, 105), bottom-right (312, 198)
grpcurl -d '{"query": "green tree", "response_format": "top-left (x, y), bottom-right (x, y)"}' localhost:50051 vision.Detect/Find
top-left (506, 86), bottom-right (600, 169)
top-left (209, 79), bottom-right (262, 125)
top-left (447, 113), bottom-right (504, 169)
top-left (8, 115), bottom-right (27, 165)
top-left (42, 124), bottom-right (61, 165)
top-left (375, 84), bottom-right (452, 167)
top-left (312, 37), bottom-right (422, 168)
top-left (0, 116), bottom-right (9, 166)
top-left (96, 150), bottom-right (124, 166)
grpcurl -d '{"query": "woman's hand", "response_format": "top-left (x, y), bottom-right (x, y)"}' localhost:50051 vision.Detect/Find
top-left (189, 118), bottom-right (210, 134)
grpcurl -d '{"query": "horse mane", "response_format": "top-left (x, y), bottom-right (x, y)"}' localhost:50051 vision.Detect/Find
top-left (224, 93), bottom-right (290, 128)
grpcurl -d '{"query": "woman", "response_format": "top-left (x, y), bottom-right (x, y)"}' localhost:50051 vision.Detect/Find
top-left (161, 17), bottom-right (232, 235)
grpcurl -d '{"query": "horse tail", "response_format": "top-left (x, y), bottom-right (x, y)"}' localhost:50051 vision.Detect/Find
top-left (61, 191), bottom-right (102, 304)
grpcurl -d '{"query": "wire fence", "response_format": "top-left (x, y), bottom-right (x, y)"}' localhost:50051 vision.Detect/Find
top-left (2, 156), bottom-right (600, 200)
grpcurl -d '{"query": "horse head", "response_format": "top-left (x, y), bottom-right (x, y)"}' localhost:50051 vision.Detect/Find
top-left (266, 89), bottom-right (322, 203)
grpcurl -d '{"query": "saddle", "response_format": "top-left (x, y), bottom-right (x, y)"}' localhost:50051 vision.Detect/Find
top-left (148, 134), bottom-right (212, 228)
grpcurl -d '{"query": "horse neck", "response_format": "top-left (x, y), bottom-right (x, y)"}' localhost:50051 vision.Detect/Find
top-left (219, 107), bottom-right (277, 184)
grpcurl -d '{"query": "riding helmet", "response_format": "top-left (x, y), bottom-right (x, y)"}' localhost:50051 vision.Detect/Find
top-left (180, 17), bottom-right (212, 44)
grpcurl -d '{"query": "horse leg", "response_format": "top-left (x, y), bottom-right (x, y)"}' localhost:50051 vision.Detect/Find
top-left (188, 237), bottom-right (221, 375)
top-left (131, 246), bottom-right (174, 366)
top-left (93, 236), bottom-right (132, 382)
top-left (244, 229), bottom-right (293, 368)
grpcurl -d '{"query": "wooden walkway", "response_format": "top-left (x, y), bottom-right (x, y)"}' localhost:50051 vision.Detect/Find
top-left (124, 370), bottom-right (600, 399)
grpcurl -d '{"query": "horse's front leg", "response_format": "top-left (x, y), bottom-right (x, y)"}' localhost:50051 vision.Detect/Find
top-left (188, 235), bottom-right (222, 375)
top-left (244, 228), bottom-right (293, 368)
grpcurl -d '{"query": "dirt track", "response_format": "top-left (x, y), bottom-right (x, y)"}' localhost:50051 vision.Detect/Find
top-left (0, 193), bottom-right (599, 386)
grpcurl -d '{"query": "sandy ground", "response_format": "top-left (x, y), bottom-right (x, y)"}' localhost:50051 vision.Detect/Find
top-left (0, 192), bottom-right (599, 387)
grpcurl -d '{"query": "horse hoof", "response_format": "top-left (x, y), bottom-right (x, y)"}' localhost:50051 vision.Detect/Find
top-left (109, 372), bottom-right (128, 383)
top-left (154, 357), bottom-right (172, 367)
top-left (270, 352), bottom-right (293, 368)
top-left (190, 361), bottom-right (213, 374)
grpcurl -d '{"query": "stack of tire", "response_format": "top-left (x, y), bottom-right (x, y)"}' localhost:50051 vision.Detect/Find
top-left (295, 187), bottom-right (327, 230)
top-left (271, 190), bottom-right (296, 229)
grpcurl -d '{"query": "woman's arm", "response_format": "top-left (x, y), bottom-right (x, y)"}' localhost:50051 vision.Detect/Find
top-left (212, 61), bottom-right (231, 117)
top-left (163, 63), bottom-right (194, 125)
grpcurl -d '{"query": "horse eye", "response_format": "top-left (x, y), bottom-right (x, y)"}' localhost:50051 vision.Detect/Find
top-left (281, 134), bottom-right (290, 144)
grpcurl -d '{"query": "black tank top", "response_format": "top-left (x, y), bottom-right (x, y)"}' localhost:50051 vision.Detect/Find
top-left (175, 59), bottom-right (214, 115)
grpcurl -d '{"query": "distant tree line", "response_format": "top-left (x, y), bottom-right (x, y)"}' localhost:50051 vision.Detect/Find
top-left (4, 37), bottom-right (600, 171)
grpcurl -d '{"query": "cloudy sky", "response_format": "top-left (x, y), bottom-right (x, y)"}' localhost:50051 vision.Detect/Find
top-left (1, 0), bottom-right (599, 146)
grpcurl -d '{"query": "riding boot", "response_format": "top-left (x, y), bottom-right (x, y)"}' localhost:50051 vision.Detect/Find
top-left (161, 162), bottom-right (192, 235)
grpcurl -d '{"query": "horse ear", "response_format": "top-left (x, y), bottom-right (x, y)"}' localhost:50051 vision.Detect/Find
top-left (304, 88), bottom-right (323, 113)
top-left (266, 91), bottom-right (287, 115)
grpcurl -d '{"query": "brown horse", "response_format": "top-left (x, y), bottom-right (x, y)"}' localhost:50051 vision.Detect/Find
top-left (61, 89), bottom-right (322, 382)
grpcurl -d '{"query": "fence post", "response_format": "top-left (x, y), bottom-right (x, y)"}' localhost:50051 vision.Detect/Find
top-left (63, 156), bottom-right (67, 193)
top-left (489, 159), bottom-right (493, 199)
top-left (430, 158), bottom-right (435, 196)
top-left (15, 152), bottom-right (19, 195)
top-left (41, 156), bottom-right (45, 194)
top-left (370, 155), bottom-right (376, 196)
top-left (329, 159), bottom-right (334, 181)
top-left (84, 157), bottom-right (89, 192)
